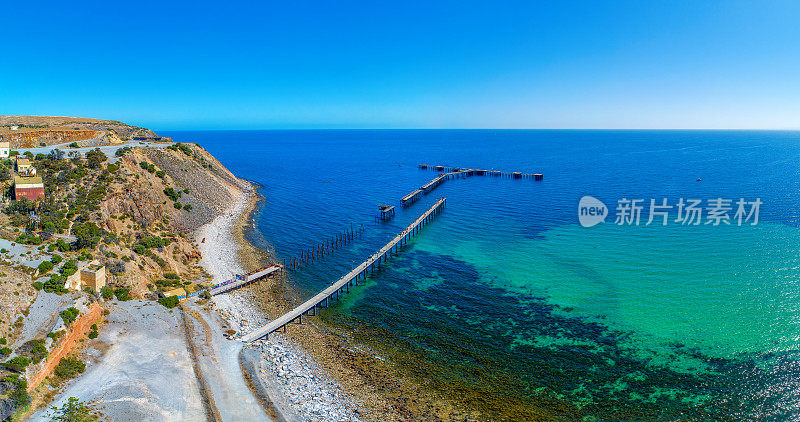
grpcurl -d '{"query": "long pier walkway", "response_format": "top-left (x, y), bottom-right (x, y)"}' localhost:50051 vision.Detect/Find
top-left (241, 197), bottom-right (447, 342)
top-left (401, 171), bottom-right (466, 206)
top-left (419, 164), bottom-right (543, 180)
top-left (402, 164), bottom-right (543, 206)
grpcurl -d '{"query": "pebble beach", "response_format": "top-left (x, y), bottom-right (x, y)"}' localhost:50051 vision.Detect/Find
top-left (194, 184), bottom-right (361, 421)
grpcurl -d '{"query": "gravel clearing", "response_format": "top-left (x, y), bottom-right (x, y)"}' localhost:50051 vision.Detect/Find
top-left (11, 291), bottom-right (74, 350)
top-left (29, 300), bottom-right (206, 422)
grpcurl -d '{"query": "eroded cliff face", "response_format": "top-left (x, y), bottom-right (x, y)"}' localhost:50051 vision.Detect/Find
top-left (102, 144), bottom-right (249, 231)
top-left (0, 115), bottom-right (161, 148)
top-left (97, 143), bottom-right (250, 297)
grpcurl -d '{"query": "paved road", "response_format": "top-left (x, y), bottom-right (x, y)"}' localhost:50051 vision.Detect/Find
top-left (16, 139), bottom-right (174, 164)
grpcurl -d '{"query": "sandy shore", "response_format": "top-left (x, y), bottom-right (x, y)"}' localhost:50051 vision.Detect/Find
top-left (192, 184), bottom-right (360, 421)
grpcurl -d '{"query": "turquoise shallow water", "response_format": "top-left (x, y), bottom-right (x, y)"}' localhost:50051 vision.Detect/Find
top-left (164, 130), bottom-right (800, 419)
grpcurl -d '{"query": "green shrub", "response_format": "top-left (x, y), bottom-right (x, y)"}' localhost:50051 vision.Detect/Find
top-left (62, 260), bottom-right (77, 271)
top-left (0, 347), bottom-right (10, 356)
top-left (55, 238), bottom-right (70, 252)
top-left (47, 330), bottom-right (64, 340)
top-left (158, 296), bottom-right (180, 309)
top-left (183, 204), bottom-right (193, 212)
top-left (69, 142), bottom-right (78, 148)
top-left (46, 396), bottom-right (95, 421)
top-left (171, 142), bottom-right (192, 155)
top-left (163, 187), bottom-right (181, 201)
top-left (5, 374), bottom-right (28, 406)
top-left (32, 281), bottom-right (43, 291)
top-left (114, 288), bottom-right (130, 301)
top-left (38, 261), bottom-right (54, 274)
top-left (86, 148), bottom-right (107, 168)
top-left (72, 222), bottom-right (105, 249)
top-left (53, 357), bottom-right (85, 379)
top-left (60, 307), bottom-right (80, 325)
top-left (44, 275), bottom-right (68, 294)
top-left (21, 339), bottom-right (48, 364)
top-left (3, 356), bottom-right (31, 371)
top-left (51, 254), bottom-right (63, 264)
top-left (173, 202), bottom-right (182, 210)
top-left (164, 272), bottom-right (179, 280)
top-left (100, 286), bottom-right (114, 300)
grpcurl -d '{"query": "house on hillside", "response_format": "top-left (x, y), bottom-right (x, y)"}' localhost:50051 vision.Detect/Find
top-left (65, 262), bottom-right (107, 292)
top-left (0, 141), bottom-right (8, 159)
top-left (13, 175), bottom-right (44, 200)
top-left (15, 157), bottom-right (32, 174)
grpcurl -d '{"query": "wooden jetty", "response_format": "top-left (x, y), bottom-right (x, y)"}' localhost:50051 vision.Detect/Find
top-left (241, 197), bottom-right (447, 342)
top-left (209, 265), bottom-right (283, 296)
top-left (419, 164), bottom-right (543, 180)
top-left (402, 170), bottom-right (469, 204)
top-left (186, 264), bottom-right (283, 298)
top-left (401, 189), bottom-right (423, 206)
top-left (377, 204), bottom-right (395, 221)
top-left (420, 174), bottom-right (446, 192)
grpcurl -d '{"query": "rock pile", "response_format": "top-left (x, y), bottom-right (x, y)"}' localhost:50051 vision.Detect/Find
top-left (213, 292), bottom-right (360, 421)
top-left (257, 337), bottom-right (361, 421)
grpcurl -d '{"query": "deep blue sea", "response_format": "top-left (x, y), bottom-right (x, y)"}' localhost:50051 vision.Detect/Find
top-left (164, 130), bottom-right (800, 420)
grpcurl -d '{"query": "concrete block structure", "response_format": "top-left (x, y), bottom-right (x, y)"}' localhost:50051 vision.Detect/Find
top-left (65, 262), bottom-right (107, 292)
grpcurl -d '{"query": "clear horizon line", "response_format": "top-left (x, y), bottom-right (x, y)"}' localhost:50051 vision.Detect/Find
top-left (155, 127), bottom-right (800, 132)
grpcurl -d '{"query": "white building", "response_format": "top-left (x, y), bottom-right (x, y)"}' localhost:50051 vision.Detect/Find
top-left (9, 126), bottom-right (18, 131)
top-left (0, 141), bottom-right (8, 158)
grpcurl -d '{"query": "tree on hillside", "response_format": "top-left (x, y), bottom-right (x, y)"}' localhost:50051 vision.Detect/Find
top-left (50, 148), bottom-right (65, 161)
top-left (71, 222), bottom-right (105, 249)
top-left (85, 148), bottom-right (107, 169)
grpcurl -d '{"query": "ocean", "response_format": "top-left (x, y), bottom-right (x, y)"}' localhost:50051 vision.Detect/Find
top-left (163, 129), bottom-right (800, 420)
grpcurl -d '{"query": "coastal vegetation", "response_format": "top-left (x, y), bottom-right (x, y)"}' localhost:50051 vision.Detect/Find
top-left (0, 116), bottom-right (276, 419)
top-left (53, 357), bottom-right (86, 381)
top-left (47, 397), bottom-right (97, 421)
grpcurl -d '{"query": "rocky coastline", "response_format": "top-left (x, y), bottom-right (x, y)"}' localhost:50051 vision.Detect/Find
top-left (193, 181), bottom-right (361, 421)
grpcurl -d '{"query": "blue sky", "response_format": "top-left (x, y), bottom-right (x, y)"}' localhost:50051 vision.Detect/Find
top-left (2, 1), bottom-right (799, 129)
